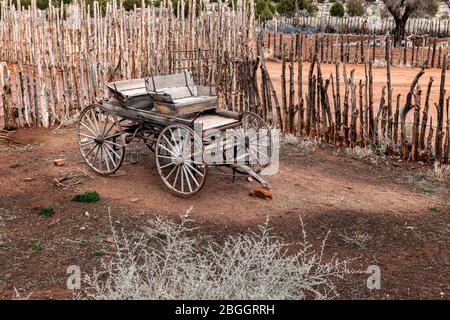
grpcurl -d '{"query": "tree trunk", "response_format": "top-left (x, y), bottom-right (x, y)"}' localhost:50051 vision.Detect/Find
top-left (394, 17), bottom-right (407, 46)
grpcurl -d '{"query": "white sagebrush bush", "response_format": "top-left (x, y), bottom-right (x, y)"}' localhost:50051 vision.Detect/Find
top-left (81, 210), bottom-right (352, 300)
top-left (282, 134), bottom-right (318, 155)
top-left (345, 146), bottom-right (375, 161)
top-left (428, 163), bottom-right (450, 184)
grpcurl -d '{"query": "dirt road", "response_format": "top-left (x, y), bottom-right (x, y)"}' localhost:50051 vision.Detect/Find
top-left (0, 128), bottom-right (449, 299)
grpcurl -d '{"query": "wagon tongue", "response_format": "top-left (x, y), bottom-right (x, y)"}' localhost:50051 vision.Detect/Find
top-left (231, 164), bottom-right (270, 190)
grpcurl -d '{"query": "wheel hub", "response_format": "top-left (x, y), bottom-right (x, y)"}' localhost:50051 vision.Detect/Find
top-left (173, 156), bottom-right (184, 165)
top-left (94, 135), bottom-right (104, 144)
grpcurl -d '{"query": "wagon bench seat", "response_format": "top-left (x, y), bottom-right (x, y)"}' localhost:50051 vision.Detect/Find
top-left (153, 96), bottom-right (217, 116)
top-left (106, 78), bottom-right (152, 110)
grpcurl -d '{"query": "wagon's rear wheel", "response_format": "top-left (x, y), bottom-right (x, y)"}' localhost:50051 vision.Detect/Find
top-left (155, 124), bottom-right (207, 196)
top-left (77, 104), bottom-right (125, 175)
top-left (232, 111), bottom-right (272, 174)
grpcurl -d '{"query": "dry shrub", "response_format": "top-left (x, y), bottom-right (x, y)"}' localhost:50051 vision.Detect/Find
top-left (81, 210), bottom-right (352, 300)
top-left (338, 230), bottom-right (372, 250)
top-left (282, 134), bottom-right (318, 155)
top-left (345, 146), bottom-right (376, 161)
top-left (428, 163), bottom-right (450, 184)
top-left (51, 113), bottom-right (80, 135)
top-left (372, 59), bottom-right (387, 68)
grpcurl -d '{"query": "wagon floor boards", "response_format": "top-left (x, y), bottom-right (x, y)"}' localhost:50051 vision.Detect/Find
top-left (195, 114), bottom-right (240, 131)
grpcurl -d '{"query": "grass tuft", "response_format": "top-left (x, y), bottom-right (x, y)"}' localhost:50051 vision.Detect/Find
top-left (39, 208), bottom-right (54, 217)
top-left (73, 191), bottom-right (100, 203)
top-left (429, 207), bottom-right (440, 213)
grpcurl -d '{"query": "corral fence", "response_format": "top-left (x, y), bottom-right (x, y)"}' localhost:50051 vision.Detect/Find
top-left (0, 1), bottom-right (448, 165)
top-left (0, 0), bottom-right (255, 128)
top-left (262, 32), bottom-right (450, 69)
top-left (264, 16), bottom-right (450, 38)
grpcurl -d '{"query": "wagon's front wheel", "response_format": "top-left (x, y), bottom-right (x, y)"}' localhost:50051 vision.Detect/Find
top-left (77, 104), bottom-right (125, 175)
top-left (155, 124), bottom-right (207, 196)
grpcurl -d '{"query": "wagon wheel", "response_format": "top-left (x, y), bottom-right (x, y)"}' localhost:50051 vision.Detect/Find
top-left (232, 112), bottom-right (272, 174)
top-left (77, 105), bottom-right (125, 175)
top-left (155, 124), bottom-right (207, 196)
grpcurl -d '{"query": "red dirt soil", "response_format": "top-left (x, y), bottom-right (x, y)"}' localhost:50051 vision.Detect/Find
top-left (0, 127), bottom-right (449, 299)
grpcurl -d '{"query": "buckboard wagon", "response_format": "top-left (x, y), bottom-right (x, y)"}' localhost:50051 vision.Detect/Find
top-left (76, 71), bottom-right (273, 196)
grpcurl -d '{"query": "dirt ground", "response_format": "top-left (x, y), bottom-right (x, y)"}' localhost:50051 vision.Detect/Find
top-left (0, 127), bottom-right (448, 300)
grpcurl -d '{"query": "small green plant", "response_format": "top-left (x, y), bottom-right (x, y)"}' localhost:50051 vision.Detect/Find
top-left (39, 207), bottom-right (54, 217)
top-left (79, 240), bottom-right (88, 245)
top-left (73, 191), bottom-right (100, 203)
top-left (153, 232), bottom-right (167, 241)
top-left (346, 0), bottom-right (365, 17)
top-left (330, 2), bottom-right (345, 17)
top-left (429, 207), bottom-right (440, 213)
top-left (423, 188), bottom-right (433, 194)
top-left (32, 242), bottom-right (42, 252)
top-left (93, 250), bottom-right (104, 257)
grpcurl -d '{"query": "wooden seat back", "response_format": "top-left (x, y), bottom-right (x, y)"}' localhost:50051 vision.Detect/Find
top-left (145, 71), bottom-right (194, 92)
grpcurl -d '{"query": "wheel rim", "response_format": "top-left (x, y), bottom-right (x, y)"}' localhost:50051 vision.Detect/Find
top-left (155, 124), bottom-right (206, 196)
top-left (77, 105), bottom-right (125, 175)
top-left (232, 112), bottom-right (272, 174)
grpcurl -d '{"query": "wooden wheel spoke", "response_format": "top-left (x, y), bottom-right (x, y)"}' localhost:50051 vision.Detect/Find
top-left (80, 140), bottom-right (96, 148)
top-left (99, 144), bottom-right (103, 171)
top-left (182, 166), bottom-right (193, 192)
top-left (80, 122), bottom-right (98, 136)
top-left (85, 111), bottom-right (99, 136)
top-left (164, 164), bottom-right (178, 181)
top-left (90, 108), bottom-right (101, 135)
top-left (102, 145), bottom-right (111, 171)
top-left (160, 161), bottom-right (175, 170)
top-left (184, 165), bottom-right (200, 188)
top-left (162, 132), bottom-right (179, 154)
top-left (180, 166), bottom-right (184, 193)
top-left (79, 132), bottom-right (96, 140)
top-left (249, 145), bottom-right (270, 160)
top-left (169, 128), bottom-right (184, 154)
top-left (184, 162), bottom-right (204, 177)
top-left (159, 143), bottom-right (179, 157)
top-left (103, 141), bottom-right (122, 160)
top-left (104, 138), bottom-right (123, 148)
top-left (104, 122), bottom-right (116, 137)
top-left (92, 143), bottom-right (101, 167)
top-left (157, 154), bottom-right (174, 160)
top-left (172, 166), bottom-right (181, 188)
top-left (84, 143), bottom-right (99, 159)
top-left (102, 114), bottom-right (110, 135)
top-left (104, 132), bottom-right (121, 140)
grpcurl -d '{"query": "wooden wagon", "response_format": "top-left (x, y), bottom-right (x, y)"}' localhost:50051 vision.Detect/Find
top-left (76, 71), bottom-right (272, 196)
